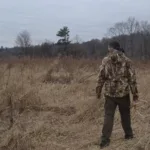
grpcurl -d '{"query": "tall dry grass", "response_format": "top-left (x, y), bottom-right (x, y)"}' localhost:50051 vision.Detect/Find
top-left (0, 57), bottom-right (149, 150)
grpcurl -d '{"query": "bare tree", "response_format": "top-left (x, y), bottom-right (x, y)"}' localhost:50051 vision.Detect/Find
top-left (108, 22), bottom-right (127, 37)
top-left (72, 35), bottom-right (83, 44)
top-left (41, 40), bottom-right (54, 57)
top-left (140, 21), bottom-right (150, 33)
top-left (125, 17), bottom-right (140, 56)
top-left (139, 21), bottom-right (150, 59)
top-left (125, 17), bottom-right (140, 34)
top-left (108, 17), bottom-right (140, 37)
top-left (108, 17), bottom-right (140, 56)
top-left (16, 30), bottom-right (32, 56)
top-left (16, 30), bottom-right (31, 47)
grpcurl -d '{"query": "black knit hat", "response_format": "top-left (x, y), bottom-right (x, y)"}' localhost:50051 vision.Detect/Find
top-left (109, 41), bottom-right (120, 51)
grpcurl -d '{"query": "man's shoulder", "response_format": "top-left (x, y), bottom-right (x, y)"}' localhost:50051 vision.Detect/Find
top-left (102, 54), bottom-right (133, 65)
top-left (123, 55), bottom-right (133, 66)
top-left (102, 56), bottom-right (110, 65)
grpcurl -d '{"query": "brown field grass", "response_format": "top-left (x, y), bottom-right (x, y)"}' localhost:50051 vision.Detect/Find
top-left (0, 57), bottom-right (149, 150)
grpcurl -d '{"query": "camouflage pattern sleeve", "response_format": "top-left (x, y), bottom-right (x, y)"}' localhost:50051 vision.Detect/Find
top-left (96, 58), bottom-right (107, 98)
top-left (127, 60), bottom-right (138, 98)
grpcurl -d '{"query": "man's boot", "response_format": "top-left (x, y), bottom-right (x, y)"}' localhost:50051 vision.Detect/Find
top-left (125, 134), bottom-right (134, 140)
top-left (100, 137), bottom-right (110, 149)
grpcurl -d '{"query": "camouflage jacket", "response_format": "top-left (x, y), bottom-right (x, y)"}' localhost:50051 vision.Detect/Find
top-left (96, 50), bottom-right (138, 98)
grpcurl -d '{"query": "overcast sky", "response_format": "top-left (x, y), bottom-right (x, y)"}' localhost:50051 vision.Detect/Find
top-left (0, 0), bottom-right (150, 47)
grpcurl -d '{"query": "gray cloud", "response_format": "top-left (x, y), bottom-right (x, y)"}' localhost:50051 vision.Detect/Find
top-left (0, 0), bottom-right (150, 47)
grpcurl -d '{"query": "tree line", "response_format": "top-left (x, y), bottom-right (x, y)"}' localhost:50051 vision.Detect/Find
top-left (0, 17), bottom-right (150, 60)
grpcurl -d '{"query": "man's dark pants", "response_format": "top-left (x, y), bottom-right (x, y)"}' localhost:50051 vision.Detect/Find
top-left (102, 94), bottom-right (133, 140)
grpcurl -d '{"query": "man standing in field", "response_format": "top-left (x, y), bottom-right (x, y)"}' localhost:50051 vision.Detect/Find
top-left (96, 41), bottom-right (138, 148)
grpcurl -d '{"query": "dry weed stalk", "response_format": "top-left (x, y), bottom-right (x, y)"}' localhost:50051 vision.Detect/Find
top-left (8, 96), bottom-right (14, 129)
top-left (5, 64), bottom-right (13, 89)
top-left (20, 62), bottom-right (26, 94)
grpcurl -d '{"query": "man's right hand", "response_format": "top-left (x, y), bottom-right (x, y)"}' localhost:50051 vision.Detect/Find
top-left (97, 94), bottom-right (101, 99)
top-left (132, 101), bottom-right (138, 110)
top-left (132, 95), bottom-right (139, 110)
top-left (133, 95), bottom-right (138, 102)
top-left (96, 86), bottom-right (101, 99)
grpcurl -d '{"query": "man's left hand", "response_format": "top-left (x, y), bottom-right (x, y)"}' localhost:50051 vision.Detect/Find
top-left (96, 86), bottom-right (101, 99)
top-left (97, 94), bottom-right (101, 99)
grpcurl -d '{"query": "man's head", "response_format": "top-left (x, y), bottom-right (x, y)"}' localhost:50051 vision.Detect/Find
top-left (108, 41), bottom-right (120, 52)
top-left (108, 41), bottom-right (120, 50)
